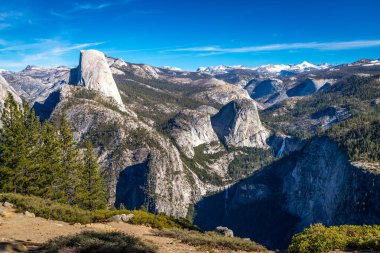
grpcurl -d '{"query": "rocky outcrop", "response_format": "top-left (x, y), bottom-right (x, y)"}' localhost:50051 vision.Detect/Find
top-left (0, 75), bottom-right (22, 113)
top-left (169, 106), bottom-right (219, 158)
top-left (194, 137), bottom-right (380, 250)
top-left (286, 78), bottom-right (334, 97)
top-left (192, 78), bottom-right (251, 105)
top-left (211, 99), bottom-right (270, 148)
top-left (245, 79), bottom-right (281, 100)
top-left (70, 50), bottom-right (123, 105)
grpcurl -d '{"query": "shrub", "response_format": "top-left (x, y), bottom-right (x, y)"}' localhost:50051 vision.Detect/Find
top-left (42, 231), bottom-right (158, 253)
top-left (0, 193), bottom-right (197, 230)
top-left (153, 228), bottom-right (268, 252)
top-left (288, 223), bottom-right (380, 253)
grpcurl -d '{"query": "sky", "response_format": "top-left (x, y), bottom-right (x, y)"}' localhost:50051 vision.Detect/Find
top-left (1, 0), bottom-right (380, 71)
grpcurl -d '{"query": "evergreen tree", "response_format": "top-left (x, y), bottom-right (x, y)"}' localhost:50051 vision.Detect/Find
top-left (35, 121), bottom-right (63, 198)
top-left (0, 95), bottom-right (28, 193)
top-left (21, 103), bottom-right (42, 195)
top-left (76, 141), bottom-right (107, 210)
top-left (57, 115), bottom-right (83, 204)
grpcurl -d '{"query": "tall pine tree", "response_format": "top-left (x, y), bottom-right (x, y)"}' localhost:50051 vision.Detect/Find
top-left (35, 121), bottom-right (63, 198)
top-left (76, 141), bottom-right (107, 210)
top-left (21, 103), bottom-right (42, 195)
top-left (57, 114), bottom-right (83, 204)
top-left (0, 95), bottom-right (28, 193)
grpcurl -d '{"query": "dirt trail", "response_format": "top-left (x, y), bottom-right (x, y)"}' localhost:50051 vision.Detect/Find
top-left (0, 206), bottom-right (248, 253)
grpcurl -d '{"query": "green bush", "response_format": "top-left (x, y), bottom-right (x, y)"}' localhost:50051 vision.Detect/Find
top-left (288, 223), bottom-right (380, 253)
top-left (43, 231), bottom-right (157, 253)
top-left (153, 228), bottom-right (268, 252)
top-left (0, 193), bottom-right (197, 230)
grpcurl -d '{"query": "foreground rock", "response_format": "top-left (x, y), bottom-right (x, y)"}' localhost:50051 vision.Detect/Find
top-left (215, 226), bottom-right (234, 237)
top-left (2, 202), bottom-right (14, 208)
top-left (109, 214), bottom-right (134, 223)
top-left (24, 211), bottom-right (35, 218)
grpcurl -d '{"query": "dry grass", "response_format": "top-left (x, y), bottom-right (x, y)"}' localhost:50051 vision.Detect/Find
top-left (153, 228), bottom-right (268, 252)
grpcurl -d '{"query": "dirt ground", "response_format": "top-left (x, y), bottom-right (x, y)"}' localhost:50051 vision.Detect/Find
top-left (0, 205), bottom-right (251, 253)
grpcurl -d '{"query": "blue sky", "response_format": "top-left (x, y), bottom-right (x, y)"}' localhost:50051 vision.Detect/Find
top-left (1, 0), bottom-right (380, 71)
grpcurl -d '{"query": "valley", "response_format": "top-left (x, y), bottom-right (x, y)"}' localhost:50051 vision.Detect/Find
top-left (1, 50), bottom-right (380, 251)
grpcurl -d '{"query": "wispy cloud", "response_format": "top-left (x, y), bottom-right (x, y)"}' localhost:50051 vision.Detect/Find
top-left (51, 0), bottom-right (133, 18)
top-left (0, 11), bottom-right (23, 21)
top-left (0, 39), bottom-right (104, 70)
top-left (0, 11), bottom-right (23, 30)
top-left (71, 3), bottom-right (112, 12)
top-left (164, 40), bottom-right (380, 55)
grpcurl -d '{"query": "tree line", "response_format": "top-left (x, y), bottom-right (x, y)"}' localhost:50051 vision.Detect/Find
top-left (0, 94), bottom-right (107, 210)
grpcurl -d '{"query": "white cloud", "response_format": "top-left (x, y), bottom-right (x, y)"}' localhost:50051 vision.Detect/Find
top-left (165, 40), bottom-right (380, 54)
top-left (71, 3), bottom-right (112, 12)
top-left (0, 11), bottom-right (23, 21)
top-left (0, 39), bottom-right (104, 70)
top-left (51, 0), bottom-right (134, 18)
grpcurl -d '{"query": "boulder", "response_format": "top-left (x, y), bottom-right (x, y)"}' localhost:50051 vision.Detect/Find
top-left (215, 226), bottom-right (234, 237)
top-left (121, 213), bottom-right (134, 222)
top-left (3, 201), bottom-right (14, 208)
top-left (24, 211), bottom-right (35, 218)
top-left (109, 213), bottom-right (134, 223)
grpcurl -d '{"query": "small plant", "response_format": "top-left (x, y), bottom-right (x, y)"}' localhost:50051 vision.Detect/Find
top-left (42, 231), bottom-right (158, 253)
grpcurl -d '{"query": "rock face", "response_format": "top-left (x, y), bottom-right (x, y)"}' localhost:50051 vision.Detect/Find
top-left (169, 106), bottom-right (219, 158)
top-left (70, 50), bottom-right (123, 105)
top-left (0, 75), bottom-right (22, 113)
top-left (211, 99), bottom-right (270, 148)
top-left (286, 78), bottom-right (334, 97)
top-left (194, 137), bottom-right (380, 250)
top-left (245, 79), bottom-right (281, 100)
top-left (192, 78), bottom-right (251, 105)
top-left (2, 66), bottom-right (70, 103)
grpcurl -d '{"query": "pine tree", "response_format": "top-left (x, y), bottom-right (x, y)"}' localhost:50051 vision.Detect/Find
top-left (0, 95), bottom-right (28, 193)
top-left (76, 141), bottom-right (107, 210)
top-left (35, 121), bottom-right (63, 198)
top-left (21, 103), bottom-right (42, 195)
top-left (57, 115), bottom-right (83, 204)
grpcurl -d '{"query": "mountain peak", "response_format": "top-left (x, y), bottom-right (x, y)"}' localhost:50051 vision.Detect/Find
top-left (70, 49), bottom-right (123, 105)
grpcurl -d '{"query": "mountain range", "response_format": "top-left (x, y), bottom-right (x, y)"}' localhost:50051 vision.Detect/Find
top-left (1, 50), bottom-right (380, 250)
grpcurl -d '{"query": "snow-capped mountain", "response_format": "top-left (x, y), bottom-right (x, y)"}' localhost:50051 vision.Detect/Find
top-left (161, 66), bottom-right (184, 71)
top-left (197, 61), bottom-right (330, 75)
top-left (197, 65), bottom-right (247, 74)
top-left (352, 59), bottom-right (380, 67)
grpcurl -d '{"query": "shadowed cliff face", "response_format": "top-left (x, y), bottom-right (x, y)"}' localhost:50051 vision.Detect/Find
top-left (33, 90), bottom-right (61, 121)
top-left (115, 162), bottom-right (149, 210)
top-left (194, 137), bottom-right (380, 250)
